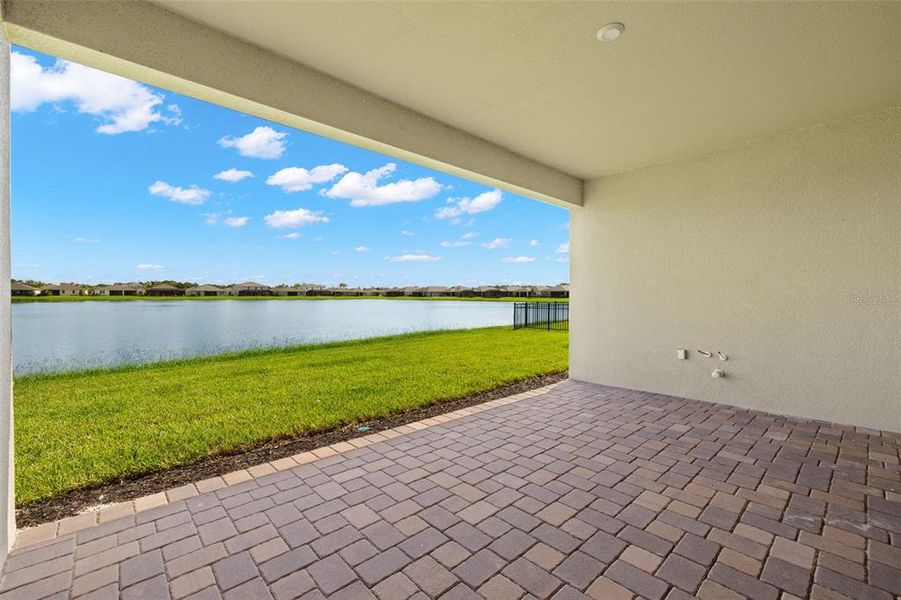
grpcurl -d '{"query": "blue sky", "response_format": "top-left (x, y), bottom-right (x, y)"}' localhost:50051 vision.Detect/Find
top-left (10, 47), bottom-right (570, 287)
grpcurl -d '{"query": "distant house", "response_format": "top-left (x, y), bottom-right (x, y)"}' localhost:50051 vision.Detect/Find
top-left (547, 284), bottom-right (569, 298)
top-left (383, 287), bottom-right (404, 297)
top-left (230, 281), bottom-right (271, 296)
top-left (501, 286), bottom-right (531, 298)
top-left (424, 286), bottom-right (450, 297)
top-left (41, 283), bottom-right (86, 296)
top-left (146, 284), bottom-right (185, 297)
top-left (403, 286), bottom-right (424, 297)
top-left (297, 284), bottom-right (326, 296)
top-left (331, 287), bottom-right (364, 296)
top-left (475, 286), bottom-right (502, 298)
top-left (96, 284), bottom-right (144, 296)
top-left (271, 285), bottom-right (297, 296)
top-left (10, 281), bottom-right (38, 297)
top-left (186, 284), bottom-right (228, 297)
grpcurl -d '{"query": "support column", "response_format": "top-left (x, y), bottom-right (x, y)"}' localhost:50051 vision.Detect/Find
top-left (0, 17), bottom-right (15, 564)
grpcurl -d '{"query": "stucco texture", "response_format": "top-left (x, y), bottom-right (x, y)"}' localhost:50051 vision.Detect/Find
top-left (571, 106), bottom-right (901, 432)
top-left (0, 21), bottom-right (14, 561)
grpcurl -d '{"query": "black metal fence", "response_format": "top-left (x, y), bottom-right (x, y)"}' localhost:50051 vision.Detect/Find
top-left (513, 302), bottom-right (569, 331)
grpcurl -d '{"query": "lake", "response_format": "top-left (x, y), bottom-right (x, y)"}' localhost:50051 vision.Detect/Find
top-left (12, 300), bottom-right (513, 374)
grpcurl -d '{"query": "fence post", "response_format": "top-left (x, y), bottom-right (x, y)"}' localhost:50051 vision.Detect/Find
top-left (517, 301), bottom-right (568, 331)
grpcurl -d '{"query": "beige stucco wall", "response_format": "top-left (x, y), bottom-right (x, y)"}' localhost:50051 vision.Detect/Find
top-left (571, 106), bottom-right (901, 432)
top-left (0, 17), bottom-right (14, 561)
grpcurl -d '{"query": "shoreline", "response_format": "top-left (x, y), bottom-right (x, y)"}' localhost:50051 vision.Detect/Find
top-left (14, 326), bottom-right (569, 505)
top-left (15, 326), bottom-right (521, 381)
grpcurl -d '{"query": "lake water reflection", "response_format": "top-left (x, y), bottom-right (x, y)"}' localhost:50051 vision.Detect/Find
top-left (12, 299), bottom-right (512, 374)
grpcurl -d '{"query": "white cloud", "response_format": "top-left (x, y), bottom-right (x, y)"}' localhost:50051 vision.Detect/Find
top-left (401, 230), bottom-right (416, 237)
top-left (267, 164), bottom-right (348, 192)
top-left (281, 233), bottom-right (302, 239)
top-left (224, 216), bottom-right (249, 228)
top-left (135, 263), bottom-right (164, 271)
top-left (214, 168), bottom-right (254, 183)
top-left (530, 240), bottom-right (540, 247)
top-left (11, 51), bottom-right (182, 134)
top-left (385, 254), bottom-right (442, 263)
top-left (435, 189), bottom-right (502, 220)
top-left (440, 232), bottom-right (479, 248)
top-left (501, 256), bottom-right (536, 264)
top-left (218, 126), bottom-right (287, 159)
top-left (557, 242), bottom-right (570, 254)
top-left (556, 256), bottom-right (570, 263)
top-left (263, 208), bottom-right (330, 228)
top-left (73, 237), bottom-right (100, 244)
top-left (324, 163), bottom-right (442, 207)
top-left (148, 180), bottom-right (212, 205)
top-left (482, 237), bottom-right (511, 250)
top-left (204, 211), bottom-right (247, 226)
top-left (355, 246), bottom-right (371, 253)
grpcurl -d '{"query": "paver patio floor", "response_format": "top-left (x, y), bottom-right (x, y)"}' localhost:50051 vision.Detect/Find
top-left (1, 380), bottom-right (900, 599)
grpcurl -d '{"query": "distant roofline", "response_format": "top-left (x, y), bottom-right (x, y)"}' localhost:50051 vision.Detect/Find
top-left (11, 279), bottom-right (569, 291)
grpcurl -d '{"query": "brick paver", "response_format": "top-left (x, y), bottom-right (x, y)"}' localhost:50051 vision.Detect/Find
top-left (2, 380), bottom-right (900, 599)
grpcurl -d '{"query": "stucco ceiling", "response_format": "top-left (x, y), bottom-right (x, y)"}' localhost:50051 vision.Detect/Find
top-left (154, 1), bottom-right (900, 180)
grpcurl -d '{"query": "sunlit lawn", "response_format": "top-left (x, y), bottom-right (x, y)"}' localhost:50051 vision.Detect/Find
top-left (14, 326), bottom-right (568, 504)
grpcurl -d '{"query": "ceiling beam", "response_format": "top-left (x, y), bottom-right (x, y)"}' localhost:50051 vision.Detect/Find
top-left (1, 0), bottom-right (582, 207)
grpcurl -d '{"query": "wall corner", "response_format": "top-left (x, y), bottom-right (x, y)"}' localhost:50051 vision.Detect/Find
top-left (0, 19), bottom-right (15, 565)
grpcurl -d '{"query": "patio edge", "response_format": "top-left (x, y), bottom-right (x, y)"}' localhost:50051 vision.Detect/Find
top-left (12, 381), bottom-right (564, 550)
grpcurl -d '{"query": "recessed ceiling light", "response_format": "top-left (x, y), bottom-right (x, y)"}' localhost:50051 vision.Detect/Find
top-left (597, 22), bottom-right (625, 42)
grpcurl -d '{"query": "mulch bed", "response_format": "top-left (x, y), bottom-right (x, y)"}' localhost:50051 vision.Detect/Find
top-left (17, 372), bottom-right (567, 527)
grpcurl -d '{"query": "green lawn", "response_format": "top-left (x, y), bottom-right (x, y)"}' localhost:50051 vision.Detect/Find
top-left (13, 295), bottom-right (568, 303)
top-left (14, 327), bottom-right (568, 505)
